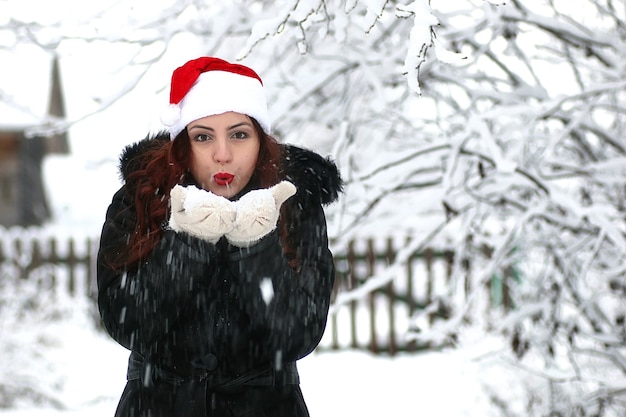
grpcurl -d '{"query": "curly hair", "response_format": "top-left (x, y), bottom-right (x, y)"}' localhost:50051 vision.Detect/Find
top-left (117, 118), bottom-right (284, 269)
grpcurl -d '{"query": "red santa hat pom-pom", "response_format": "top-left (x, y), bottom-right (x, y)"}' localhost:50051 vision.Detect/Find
top-left (160, 103), bottom-right (181, 127)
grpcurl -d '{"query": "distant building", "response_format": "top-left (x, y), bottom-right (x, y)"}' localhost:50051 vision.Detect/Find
top-left (0, 55), bottom-right (69, 226)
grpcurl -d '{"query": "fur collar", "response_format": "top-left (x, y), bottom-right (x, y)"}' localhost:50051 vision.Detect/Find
top-left (118, 131), bottom-right (343, 206)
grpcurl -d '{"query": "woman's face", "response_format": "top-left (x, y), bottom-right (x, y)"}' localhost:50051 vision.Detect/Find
top-left (187, 112), bottom-right (260, 199)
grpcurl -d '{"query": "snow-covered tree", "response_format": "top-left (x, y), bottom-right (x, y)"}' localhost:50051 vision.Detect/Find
top-left (2, 0), bottom-right (626, 415)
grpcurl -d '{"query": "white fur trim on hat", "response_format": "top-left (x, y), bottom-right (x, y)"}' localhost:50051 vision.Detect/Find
top-left (160, 104), bottom-right (182, 127)
top-left (162, 70), bottom-right (271, 139)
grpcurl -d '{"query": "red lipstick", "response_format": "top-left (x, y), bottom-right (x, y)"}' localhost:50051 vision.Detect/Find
top-left (214, 172), bottom-right (234, 186)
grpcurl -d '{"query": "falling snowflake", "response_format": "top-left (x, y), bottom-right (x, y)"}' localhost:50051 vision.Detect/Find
top-left (259, 277), bottom-right (274, 305)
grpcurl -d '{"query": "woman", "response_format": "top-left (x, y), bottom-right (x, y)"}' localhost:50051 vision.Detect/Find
top-left (97, 57), bottom-right (343, 417)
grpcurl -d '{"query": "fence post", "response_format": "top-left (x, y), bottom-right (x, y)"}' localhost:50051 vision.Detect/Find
top-left (425, 248), bottom-right (435, 324)
top-left (462, 252), bottom-right (471, 321)
top-left (30, 237), bottom-right (44, 287)
top-left (87, 237), bottom-right (97, 300)
top-left (328, 254), bottom-right (340, 351)
top-left (405, 237), bottom-right (417, 352)
top-left (68, 238), bottom-right (77, 296)
top-left (48, 237), bottom-right (58, 292)
top-left (386, 237), bottom-right (397, 356)
top-left (347, 240), bottom-right (358, 350)
top-left (502, 263), bottom-right (516, 312)
top-left (367, 239), bottom-right (378, 354)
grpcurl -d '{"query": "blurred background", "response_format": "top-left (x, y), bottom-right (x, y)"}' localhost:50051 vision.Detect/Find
top-left (1, 0), bottom-right (625, 416)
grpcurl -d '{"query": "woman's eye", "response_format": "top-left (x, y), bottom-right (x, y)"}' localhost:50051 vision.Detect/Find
top-left (232, 131), bottom-right (248, 140)
top-left (194, 134), bottom-right (212, 142)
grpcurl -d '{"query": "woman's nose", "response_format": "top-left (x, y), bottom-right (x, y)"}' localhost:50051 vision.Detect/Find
top-left (213, 139), bottom-right (232, 163)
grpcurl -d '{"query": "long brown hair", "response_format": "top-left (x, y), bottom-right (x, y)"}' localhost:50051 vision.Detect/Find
top-left (115, 118), bottom-right (284, 270)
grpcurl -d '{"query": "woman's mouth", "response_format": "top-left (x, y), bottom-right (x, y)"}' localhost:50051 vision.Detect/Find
top-left (214, 172), bottom-right (235, 186)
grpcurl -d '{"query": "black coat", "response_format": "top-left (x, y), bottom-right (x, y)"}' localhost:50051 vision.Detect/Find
top-left (97, 133), bottom-right (343, 417)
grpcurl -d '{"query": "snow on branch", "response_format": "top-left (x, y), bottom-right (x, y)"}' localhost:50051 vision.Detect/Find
top-left (397, 0), bottom-right (438, 94)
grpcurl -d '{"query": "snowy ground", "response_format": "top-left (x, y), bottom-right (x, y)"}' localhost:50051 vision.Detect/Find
top-left (0, 300), bottom-right (502, 417)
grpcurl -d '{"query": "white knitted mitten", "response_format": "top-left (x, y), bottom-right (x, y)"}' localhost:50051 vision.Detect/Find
top-left (226, 181), bottom-right (297, 247)
top-left (169, 185), bottom-right (236, 243)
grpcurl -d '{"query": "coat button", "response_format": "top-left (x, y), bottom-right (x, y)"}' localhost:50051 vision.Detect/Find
top-left (201, 353), bottom-right (218, 371)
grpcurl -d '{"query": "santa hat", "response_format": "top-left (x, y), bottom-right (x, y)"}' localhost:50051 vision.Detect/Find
top-left (161, 57), bottom-right (271, 139)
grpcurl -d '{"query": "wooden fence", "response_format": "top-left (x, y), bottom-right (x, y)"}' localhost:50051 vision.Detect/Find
top-left (320, 238), bottom-right (454, 355)
top-left (0, 233), bottom-right (98, 299)
top-left (0, 233), bottom-right (514, 356)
